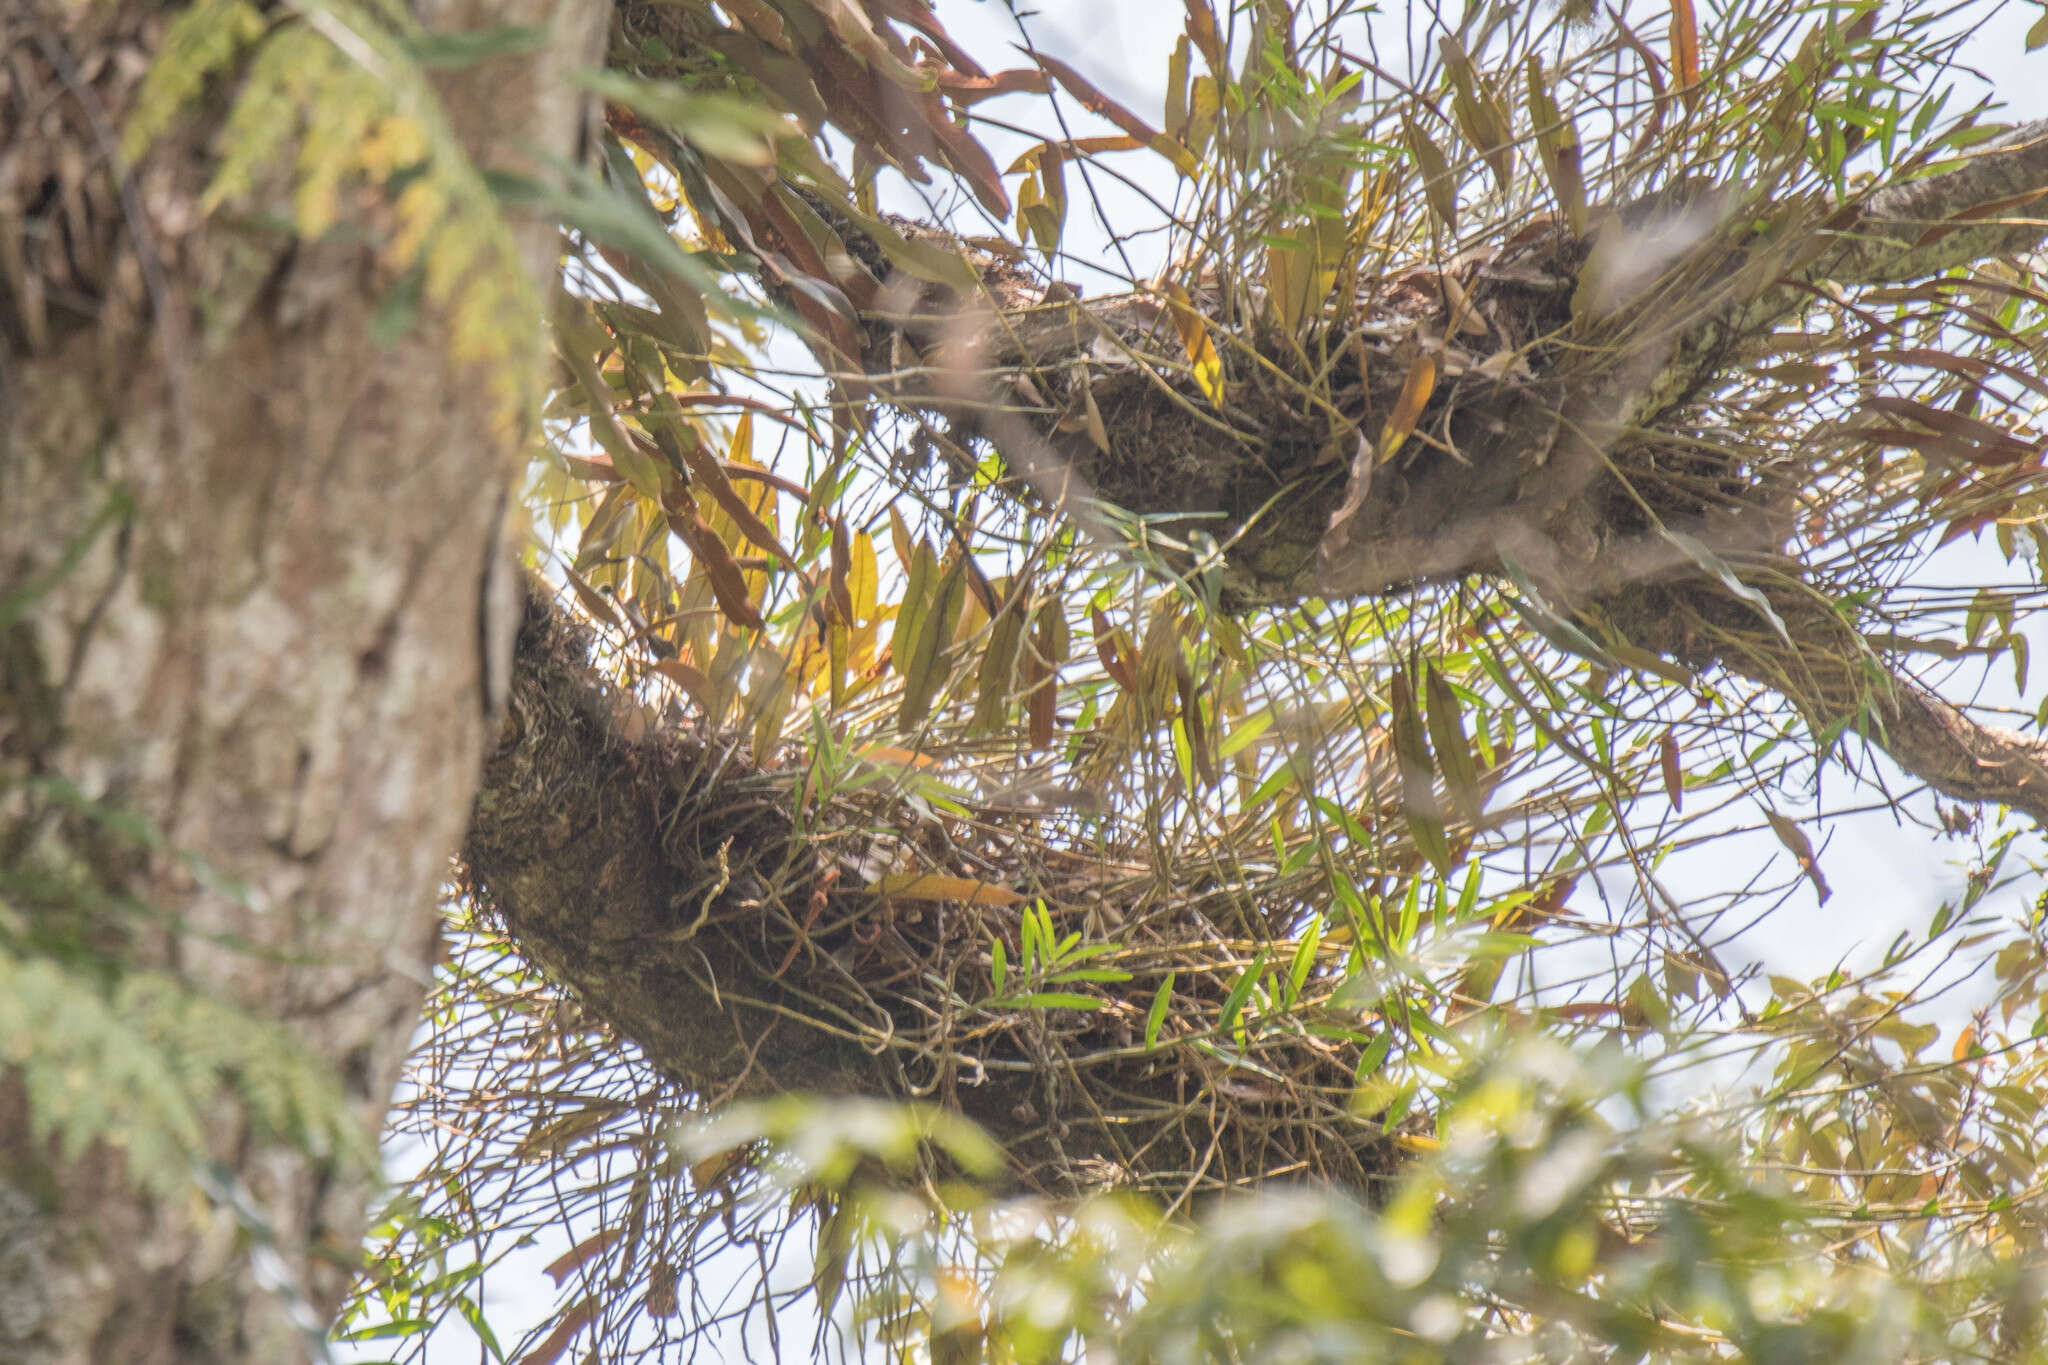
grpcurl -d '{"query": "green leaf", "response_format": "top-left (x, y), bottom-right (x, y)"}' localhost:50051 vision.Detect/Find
top-left (990, 991), bottom-right (1104, 1012)
top-left (1145, 973), bottom-right (1177, 1051)
top-left (1355, 1031), bottom-right (1393, 1081)
top-left (1216, 948), bottom-right (1270, 1037)
top-left (1285, 916), bottom-right (1323, 1007)
top-left (574, 70), bottom-right (797, 167)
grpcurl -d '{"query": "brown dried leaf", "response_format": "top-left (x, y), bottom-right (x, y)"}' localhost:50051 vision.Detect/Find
top-left (668, 492), bottom-right (765, 632)
top-left (1091, 607), bottom-right (1139, 692)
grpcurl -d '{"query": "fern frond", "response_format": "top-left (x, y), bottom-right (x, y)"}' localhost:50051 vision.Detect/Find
top-left (0, 949), bottom-right (374, 1198)
top-left (127, 0), bottom-right (543, 431)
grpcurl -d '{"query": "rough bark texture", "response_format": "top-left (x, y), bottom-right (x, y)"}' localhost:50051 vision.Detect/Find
top-left (0, 2), bottom-right (599, 1359)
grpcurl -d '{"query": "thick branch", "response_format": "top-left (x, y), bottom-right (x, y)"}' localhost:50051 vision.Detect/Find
top-left (464, 593), bottom-right (1402, 1200)
top-left (1609, 579), bottom-right (2048, 827)
top-left (864, 128), bottom-right (2048, 829)
top-left (1827, 119), bottom-right (2048, 287)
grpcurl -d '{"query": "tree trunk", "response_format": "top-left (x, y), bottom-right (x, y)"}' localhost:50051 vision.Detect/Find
top-left (0, 3), bottom-right (598, 1359)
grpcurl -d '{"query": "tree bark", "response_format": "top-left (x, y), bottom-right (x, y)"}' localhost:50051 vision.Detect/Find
top-left (0, 2), bottom-right (599, 1359)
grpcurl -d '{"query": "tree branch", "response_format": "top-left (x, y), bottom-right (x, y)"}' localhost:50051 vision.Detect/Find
top-left (1827, 119), bottom-right (2048, 287)
top-left (463, 590), bottom-right (1404, 1200)
top-left (1607, 577), bottom-right (2048, 828)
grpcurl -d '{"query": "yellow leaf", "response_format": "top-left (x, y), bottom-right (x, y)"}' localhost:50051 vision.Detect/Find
top-left (849, 530), bottom-right (878, 622)
top-left (856, 744), bottom-right (937, 768)
top-left (1163, 282), bottom-right (1224, 404)
top-left (1380, 352), bottom-right (1438, 463)
top-left (870, 873), bottom-right (1025, 906)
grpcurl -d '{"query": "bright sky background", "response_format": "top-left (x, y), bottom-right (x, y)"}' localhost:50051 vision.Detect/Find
top-left (348, 3), bottom-right (2048, 1361)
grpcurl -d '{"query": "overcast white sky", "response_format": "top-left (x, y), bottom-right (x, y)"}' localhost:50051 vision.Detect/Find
top-left (354, 3), bottom-right (2048, 1361)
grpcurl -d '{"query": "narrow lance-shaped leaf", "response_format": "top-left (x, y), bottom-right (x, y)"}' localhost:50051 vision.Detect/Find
top-left (972, 593), bottom-right (1028, 735)
top-left (1182, 0), bottom-right (1224, 74)
top-left (1439, 35), bottom-right (1513, 192)
top-left (667, 491), bottom-right (765, 632)
top-left (1401, 111), bottom-right (1458, 234)
top-left (1390, 670), bottom-right (1453, 875)
top-left (890, 539), bottom-right (939, 672)
top-left (1380, 351), bottom-right (1437, 463)
top-left (1163, 282), bottom-right (1225, 404)
top-left (897, 553), bottom-right (969, 731)
top-left (1176, 667), bottom-right (1218, 789)
top-left (1091, 606), bottom-right (1139, 692)
top-left (1670, 0), bottom-right (1702, 106)
top-left (1660, 727), bottom-right (1683, 812)
top-left (1523, 55), bottom-right (1587, 235)
top-left (1424, 664), bottom-right (1482, 826)
top-left (1025, 598), bottom-right (1068, 749)
top-left (827, 517), bottom-right (854, 626)
top-left (1144, 972), bottom-right (1176, 1050)
top-left (1030, 50), bottom-right (1197, 174)
top-left (673, 413), bottom-right (791, 562)
top-left (872, 873), bottom-right (1024, 907)
top-left (1216, 947), bottom-right (1269, 1037)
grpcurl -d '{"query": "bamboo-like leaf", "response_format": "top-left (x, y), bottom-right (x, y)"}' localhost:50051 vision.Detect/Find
top-left (1164, 35), bottom-right (1192, 142)
top-left (972, 597), bottom-right (1028, 735)
top-left (1216, 947), bottom-right (1270, 1037)
top-left (1523, 55), bottom-right (1587, 235)
top-left (1091, 607), bottom-right (1139, 692)
top-left (563, 563), bottom-right (620, 627)
top-left (1439, 35), bottom-right (1513, 192)
top-left (1144, 972), bottom-right (1176, 1050)
top-left (651, 657), bottom-right (714, 712)
top-left (1390, 670), bottom-right (1452, 874)
top-left (1080, 376), bottom-right (1112, 454)
top-left (1026, 599), bottom-right (1068, 749)
top-left (886, 503), bottom-right (915, 570)
top-left (897, 554), bottom-right (968, 730)
top-left (1176, 669), bottom-right (1218, 789)
top-left (1670, 0), bottom-right (1701, 102)
top-left (1030, 51), bottom-right (1196, 174)
top-left (1664, 531), bottom-right (1791, 647)
top-left (826, 518), bottom-right (854, 626)
top-left (890, 539), bottom-right (938, 670)
top-left (667, 493), bottom-right (764, 632)
top-left (1660, 727), bottom-right (1683, 812)
top-left (1424, 665), bottom-right (1481, 825)
top-left (871, 872), bottom-right (1024, 906)
top-left (1183, 0), bottom-right (1224, 73)
top-left (991, 991), bottom-right (1103, 1012)
top-left (1163, 282), bottom-right (1225, 404)
top-left (674, 415), bottom-right (789, 561)
top-left (516, 1299), bottom-right (596, 1365)
top-left (1380, 352), bottom-right (1437, 463)
top-left (1401, 112), bottom-right (1458, 233)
